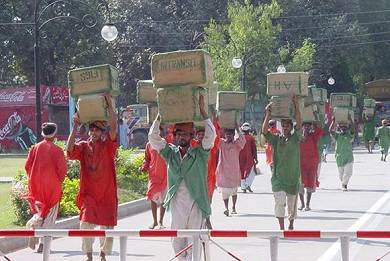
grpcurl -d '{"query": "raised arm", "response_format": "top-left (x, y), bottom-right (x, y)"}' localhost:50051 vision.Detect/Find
top-left (262, 103), bottom-right (272, 135)
top-left (199, 94), bottom-right (216, 150)
top-left (66, 113), bottom-right (80, 152)
top-left (293, 95), bottom-right (302, 129)
top-left (148, 115), bottom-right (167, 152)
top-left (104, 93), bottom-right (117, 141)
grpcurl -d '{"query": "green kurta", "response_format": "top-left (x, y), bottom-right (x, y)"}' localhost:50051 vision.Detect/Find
top-left (160, 143), bottom-right (211, 217)
top-left (363, 118), bottom-right (376, 141)
top-left (331, 131), bottom-right (354, 167)
top-left (264, 129), bottom-right (301, 195)
top-left (377, 126), bottom-right (390, 154)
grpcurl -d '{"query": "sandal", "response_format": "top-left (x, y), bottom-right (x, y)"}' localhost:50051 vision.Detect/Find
top-left (223, 210), bottom-right (229, 216)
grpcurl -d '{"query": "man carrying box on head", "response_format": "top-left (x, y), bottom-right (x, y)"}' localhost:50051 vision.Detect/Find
top-left (376, 119), bottom-right (390, 161)
top-left (261, 95), bottom-right (302, 230)
top-left (216, 124), bottom-right (246, 217)
top-left (148, 94), bottom-right (216, 261)
top-left (25, 122), bottom-right (67, 253)
top-left (299, 116), bottom-right (324, 212)
top-left (66, 93), bottom-right (118, 261)
top-left (363, 113), bottom-right (376, 153)
top-left (329, 114), bottom-right (355, 192)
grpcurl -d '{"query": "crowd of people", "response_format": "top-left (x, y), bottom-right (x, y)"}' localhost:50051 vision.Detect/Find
top-left (23, 93), bottom-right (390, 261)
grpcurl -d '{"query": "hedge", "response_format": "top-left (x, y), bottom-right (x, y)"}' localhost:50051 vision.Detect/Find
top-left (10, 141), bottom-right (147, 225)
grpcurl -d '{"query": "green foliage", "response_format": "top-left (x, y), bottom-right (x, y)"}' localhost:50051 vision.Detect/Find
top-left (285, 39), bottom-right (316, 72)
top-left (116, 147), bottom-right (148, 195)
top-left (204, 0), bottom-right (284, 99)
top-left (10, 171), bottom-right (31, 226)
top-left (59, 177), bottom-right (79, 217)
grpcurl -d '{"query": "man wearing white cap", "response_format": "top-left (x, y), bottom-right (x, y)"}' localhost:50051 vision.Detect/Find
top-left (239, 122), bottom-right (258, 193)
top-left (25, 122), bottom-right (67, 253)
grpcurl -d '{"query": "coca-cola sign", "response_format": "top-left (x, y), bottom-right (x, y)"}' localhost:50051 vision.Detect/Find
top-left (0, 91), bottom-right (27, 103)
top-left (0, 112), bottom-right (22, 140)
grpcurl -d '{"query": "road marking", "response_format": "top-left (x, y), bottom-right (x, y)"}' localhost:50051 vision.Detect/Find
top-left (316, 190), bottom-right (390, 261)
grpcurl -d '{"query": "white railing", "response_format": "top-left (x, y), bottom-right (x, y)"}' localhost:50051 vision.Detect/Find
top-left (1, 229), bottom-right (390, 261)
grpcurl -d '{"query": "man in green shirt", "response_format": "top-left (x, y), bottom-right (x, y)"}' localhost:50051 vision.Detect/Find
top-left (262, 95), bottom-right (302, 230)
top-left (148, 95), bottom-right (216, 261)
top-left (362, 114), bottom-right (376, 153)
top-left (377, 119), bottom-right (390, 161)
top-left (329, 116), bottom-right (354, 191)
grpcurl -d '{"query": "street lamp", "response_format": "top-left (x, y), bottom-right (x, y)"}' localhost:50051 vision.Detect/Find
top-left (32, 0), bottom-right (118, 142)
top-left (328, 77), bottom-right (335, 86)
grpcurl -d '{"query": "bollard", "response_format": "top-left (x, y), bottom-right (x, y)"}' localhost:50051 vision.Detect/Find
top-left (340, 236), bottom-right (350, 261)
top-left (192, 235), bottom-right (201, 261)
top-left (119, 236), bottom-right (127, 261)
top-left (42, 236), bottom-right (52, 261)
top-left (202, 235), bottom-right (210, 261)
top-left (269, 236), bottom-right (279, 261)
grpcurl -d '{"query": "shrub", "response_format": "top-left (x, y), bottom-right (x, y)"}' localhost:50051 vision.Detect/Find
top-left (10, 171), bottom-right (31, 226)
top-left (59, 177), bottom-right (79, 217)
top-left (116, 148), bottom-right (148, 196)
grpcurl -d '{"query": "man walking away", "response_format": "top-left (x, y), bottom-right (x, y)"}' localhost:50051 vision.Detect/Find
top-left (25, 122), bottom-right (67, 253)
top-left (239, 122), bottom-right (258, 193)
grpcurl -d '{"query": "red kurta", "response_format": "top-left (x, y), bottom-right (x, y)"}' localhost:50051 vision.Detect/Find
top-left (25, 140), bottom-right (67, 218)
top-left (265, 127), bottom-right (280, 166)
top-left (67, 136), bottom-right (118, 226)
top-left (141, 143), bottom-right (167, 201)
top-left (239, 134), bottom-right (258, 179)
top-left (190, 119), bottom-right (221, 199)
top-left (300, 127), bottom-right (324, 189)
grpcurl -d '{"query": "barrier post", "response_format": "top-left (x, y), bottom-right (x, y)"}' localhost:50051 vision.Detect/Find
top-left (202, 235), bottom-right (210, 261)
top-left (340, 236), bottom-right (350, 261)
top-left (192, 235), bottom-right (201, 260)
top-left (42, 236), bottom-right (52, 261)
top-left (119, 236), bottom-right (127, 261)
top-left (269, 236), bottom-right (279, 261)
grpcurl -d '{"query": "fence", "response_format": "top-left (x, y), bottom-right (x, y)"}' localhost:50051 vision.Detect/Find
top-left (1, 229), bottom-right (390, 261)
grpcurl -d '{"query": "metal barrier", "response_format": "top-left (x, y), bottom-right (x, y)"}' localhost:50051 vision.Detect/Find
top-left (1, 229), bottom-right (390, 261)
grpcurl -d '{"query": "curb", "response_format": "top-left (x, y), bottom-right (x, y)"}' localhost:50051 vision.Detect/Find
top-left (0, 197), bottom-right (150, 254)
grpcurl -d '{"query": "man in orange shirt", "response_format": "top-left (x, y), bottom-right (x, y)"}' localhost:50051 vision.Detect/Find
top-left (66, 93), bottom-right (117, 261)
top-left (25, 122), bottom-right (67, 253)
top-left (265, 120), bottom-right (280, 172)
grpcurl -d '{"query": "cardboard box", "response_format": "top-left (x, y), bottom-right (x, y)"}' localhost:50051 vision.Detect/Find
top-left (334, 107), bottom-right (354, 123)
top-left (157, 85), bottom-right (208, 124)
top-left (148, 105), bottom-right (159, 124)
top-left (217, 91), bottom-right (246, 111)
top-left (302, 104), bottom-right (318, 122)
top-left (363, 98), bottom-right (376, 108)
top-left (330, 93), bottom-right (357, 108)
top-left (68, 64), bottom-right (119, 97)
top-left (269, 96), bottom-right (304, 120)
top-left (218, 110), bottom-right (240, 129)
top-left (151, 50), bottom-right (214, 88)
top-left (77, 94), bottom-right (115, 124)
top-left (267, 72), bottom-right (309, 96)
top-left (137, 80), bottom-right (157, 104)
top-left (366, 80), bottom-right (390, 100)
top-left (208, 81), bottom-right (218, 105)
top-left (305, 87), bottom-right (327, 105)
top-left (363, 107), bottom-right (375, 117)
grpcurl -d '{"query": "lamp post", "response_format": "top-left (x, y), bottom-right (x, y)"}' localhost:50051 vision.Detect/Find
top-left (32, 0), bottom-right (118, 142)
top-left (232, 52), bottom-right (263, 122)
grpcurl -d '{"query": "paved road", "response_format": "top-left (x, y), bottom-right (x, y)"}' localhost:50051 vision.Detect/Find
top-left (7, 149), bottom-right (390, 261)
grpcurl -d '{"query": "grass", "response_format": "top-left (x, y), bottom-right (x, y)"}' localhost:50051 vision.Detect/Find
top-left (0, 183), bottom-right (19, 228)
top-left (0, 156), bottom-right (26, 177)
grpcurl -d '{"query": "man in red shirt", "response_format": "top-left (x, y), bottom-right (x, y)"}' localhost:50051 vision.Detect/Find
top-left (299, 121), bottom-right (323, 211)
top-left (66, 93), bottom-right (117, 261)
top-left (140, 127), bottom-right (168, 229)
top-left (239, 123), bottom-right (258, 193)
top-left (265, 120), bottom-right (280, 172)
top-left (25, 122), bottom-right (67, 253)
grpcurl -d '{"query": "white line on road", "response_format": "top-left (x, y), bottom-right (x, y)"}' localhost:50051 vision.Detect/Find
top-left (316, 190), bottom-right (390, 261)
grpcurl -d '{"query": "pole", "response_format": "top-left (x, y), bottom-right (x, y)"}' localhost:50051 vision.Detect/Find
top-left (242, 60), bottom-right (247, 122)
top-left (340, 236), bottom-right (350, 261)
top-left (269, 236), bottom-right (279, 261)
top-left (34, 0), bottom-right (42, 142)
top-left (119, 236), bottom-right (127, 261)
